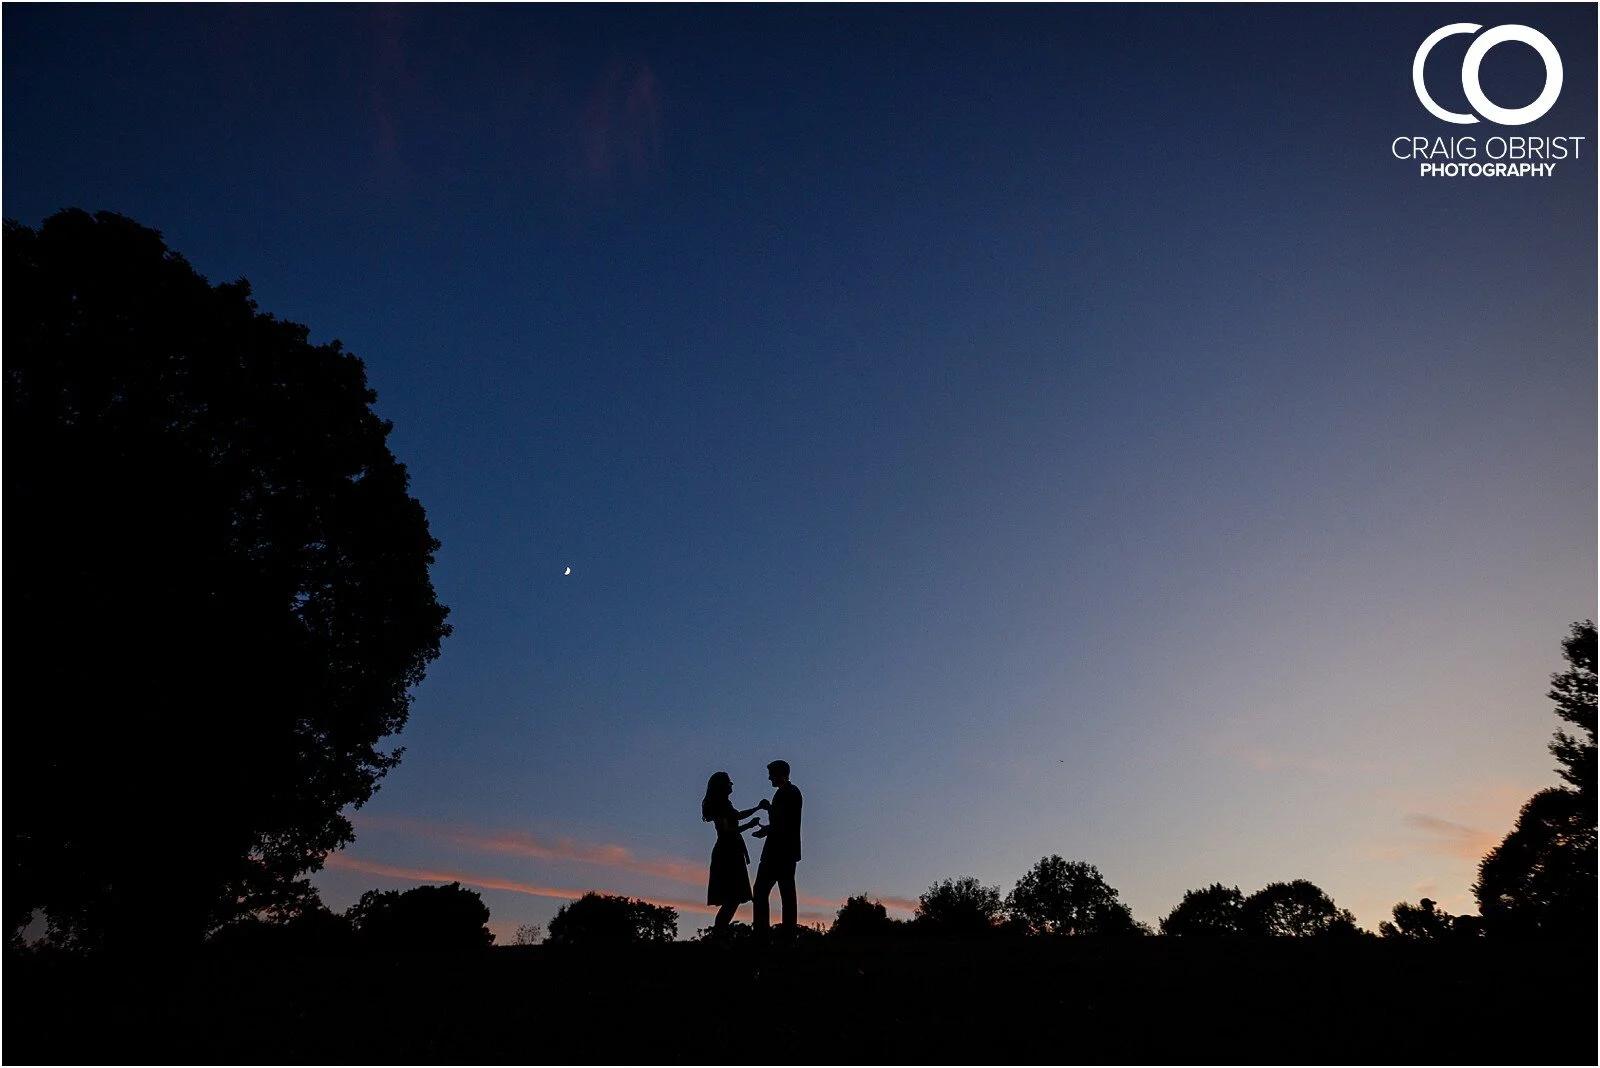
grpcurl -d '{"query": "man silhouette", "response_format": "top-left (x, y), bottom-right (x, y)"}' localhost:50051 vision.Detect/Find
top-left (751, 759), bottom-right (802, 942)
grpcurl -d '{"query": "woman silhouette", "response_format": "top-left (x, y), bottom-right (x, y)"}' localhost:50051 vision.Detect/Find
top-left (702, 771), bottom-right (761, 939)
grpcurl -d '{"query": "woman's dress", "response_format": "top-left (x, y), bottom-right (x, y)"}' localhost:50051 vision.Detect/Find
top-left (707, 799), bottom-right (753, 906)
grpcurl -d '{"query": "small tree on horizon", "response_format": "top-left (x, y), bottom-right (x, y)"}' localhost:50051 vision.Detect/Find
top-left (545, 892), bottom-right (677, 945)
top-left (915, 877), bottom-right (1003, 933)
top-left (1161, 884), bottom-right (1247, 937)
top-left (1240, 880), bottom-right (1360, 937)
top-left (831, 894), bottom-right (900, 938)
top-left (1005, 856), bottom-right (1143, 936)
top-left (346, 882), bottom-right (493, 951)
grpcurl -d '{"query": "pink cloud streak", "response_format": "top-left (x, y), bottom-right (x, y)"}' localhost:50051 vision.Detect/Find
top-left (324, 852), bottom-right (716, 916)
top-left (347, 814), bottom-right (916, 918)
top-left (356, 813), bottom-right (705, 884)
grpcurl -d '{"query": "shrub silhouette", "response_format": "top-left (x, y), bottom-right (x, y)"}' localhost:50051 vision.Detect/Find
top-left (1005, 856), bottom-right (1143, 936)
top-left (1240, 880), bottom-right (1359, 937)
top-left (915, 877), bottom-right (1003, 933)
top-left (346, 882), bottom-right (493, 951)
top-left (5, 209), bottom-right (451, 950)
top-left (1161, 884), bottom-right (1247, 937)
top-left (546, 892), bottom-right (677, 945)
top-left (693, 919), bottom-right (756, 944)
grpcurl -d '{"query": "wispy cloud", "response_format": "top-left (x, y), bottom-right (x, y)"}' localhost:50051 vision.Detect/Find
top-left (356, 813), bottom-right (704, 884)
top-left (1397, 813), bottom-right (1499, 861)
top-left (575, 56), bottom-right (662, 185)
top-left (1355, 811), bottom-right (1500, 864)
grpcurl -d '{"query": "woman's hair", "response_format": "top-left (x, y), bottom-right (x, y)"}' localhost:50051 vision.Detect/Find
top-left (701, 771), bottom-right (732, 822)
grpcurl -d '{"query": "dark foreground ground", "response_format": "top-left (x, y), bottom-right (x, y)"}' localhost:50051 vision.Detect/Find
top-left (9, 936), bottom-right (1595, 1064)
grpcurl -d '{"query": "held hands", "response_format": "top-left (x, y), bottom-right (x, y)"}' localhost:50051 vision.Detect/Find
top-left (751, 820), bottom-right (768, 839)
top-left (758, 798), bottom-right (771, 811)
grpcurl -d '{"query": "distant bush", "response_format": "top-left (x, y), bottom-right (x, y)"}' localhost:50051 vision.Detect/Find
top-left (546, 892), bottom-right (677, 946)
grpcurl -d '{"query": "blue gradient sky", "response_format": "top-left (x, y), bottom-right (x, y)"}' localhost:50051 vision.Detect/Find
top-left (7, 4), bottom-right (1594, 939)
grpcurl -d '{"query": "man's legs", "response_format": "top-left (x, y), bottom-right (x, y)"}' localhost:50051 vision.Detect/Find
top-left (777, 863), bottom-right (797, 930)
top-left (751, 861), bottom-right (775, 932)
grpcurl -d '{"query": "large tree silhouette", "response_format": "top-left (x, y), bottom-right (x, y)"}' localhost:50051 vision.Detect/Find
top-left (1474, 787), bottom-right (1595, 937)
top-left (1547, 620), bottom-right (1595, 821)
top-left (5, 210), bottom-right (451, 949)
top-left (1472, 621), bottom-right (1597, 937)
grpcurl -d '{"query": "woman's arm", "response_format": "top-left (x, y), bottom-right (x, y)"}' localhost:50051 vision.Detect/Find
top-left (734, 805), bottom-right (761, 820)
top-left (737, 817), bottom-right (760, 832)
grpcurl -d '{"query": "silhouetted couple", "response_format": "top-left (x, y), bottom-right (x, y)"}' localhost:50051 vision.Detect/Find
top-left (701, 760), bottom-right (803, 944)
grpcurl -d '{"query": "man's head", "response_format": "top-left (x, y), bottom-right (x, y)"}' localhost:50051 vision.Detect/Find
top-left (766, 759), bottom-right (790, 787)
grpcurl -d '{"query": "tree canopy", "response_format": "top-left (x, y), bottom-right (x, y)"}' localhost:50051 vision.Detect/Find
top-left (1004, 856), bottom-right (1142, 936)
top-left (1160, 883), bottom-right (1247, 937)
top-left (1240, 880), bottom-right (1359, 938)
top-left (915, 877), bottom-right (1004, 933)
top-left (5, 209), bottom-right (451, 949)
top-left (545, 892), bottom-right (678, 945)
top-left (347, 882), bottom-right (493, 951)
top-left (1547, 620), bottom-right (1595, 819)
top-left (831, 894), bottom-right (899, 939)
top-left (1378, 898), bottom-right (1476, 940)
top-left (1472, 621), bottom-right (1597, 938)
top-left (1474, 788), bottom-right (1596, 937)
